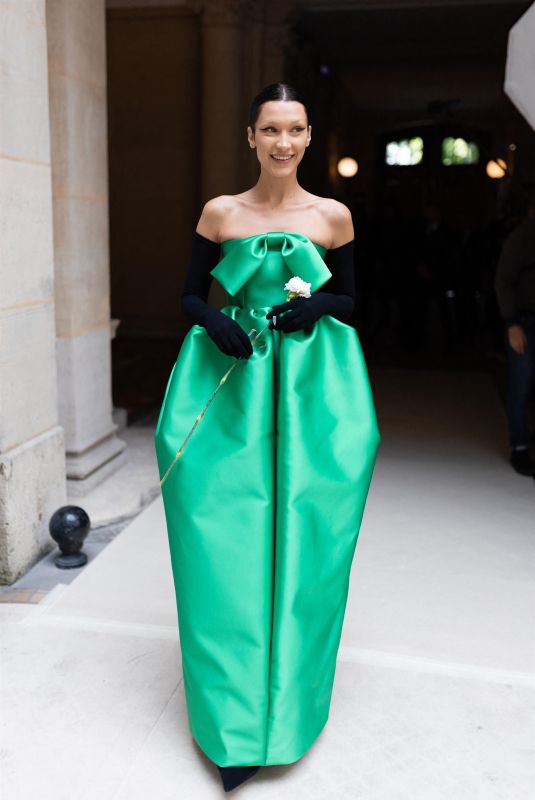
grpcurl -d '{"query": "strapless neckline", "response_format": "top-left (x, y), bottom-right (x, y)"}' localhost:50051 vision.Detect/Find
top-left (220, 231), bottom-right (328, 253)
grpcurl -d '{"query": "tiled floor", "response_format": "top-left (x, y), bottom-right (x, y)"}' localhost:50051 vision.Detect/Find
top-left (2, 367), bottom-right (534, 799)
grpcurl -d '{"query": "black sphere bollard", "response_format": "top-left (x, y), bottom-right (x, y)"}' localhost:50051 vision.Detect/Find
top-left (49, 506), bottom-right (91, 569)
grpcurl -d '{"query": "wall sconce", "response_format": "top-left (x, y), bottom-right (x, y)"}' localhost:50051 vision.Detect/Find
top-left (337, 157), bottom-right (358, 177)
top-left (486, 158), bottom-right (507, 179)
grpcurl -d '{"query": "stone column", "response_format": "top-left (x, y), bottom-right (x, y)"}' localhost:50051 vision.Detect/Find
top-left (199, 0), bottom-right (244, 202)
top-left (46, 0), bottom-right (125, 495)
top-left (262, 2), bottom-right (294, 87)
top-left (0, 0), bottom-right (66, 583)
top-left (262, 22), bottom-right (290, 86)
top-left (241, 0), bottom-right (266, 185)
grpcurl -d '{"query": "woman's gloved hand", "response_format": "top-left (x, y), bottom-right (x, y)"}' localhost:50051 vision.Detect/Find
top-left (266, 293), bottom-right (354, 334)
top-left (265, 296), bottom-right (323, 334)
top-left (265, 238), bottom-right (357, 334)
top-left (203, 307), bottom-right (254, 359)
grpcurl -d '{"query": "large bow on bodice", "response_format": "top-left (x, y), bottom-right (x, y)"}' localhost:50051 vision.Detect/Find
top-left (210, 231), bottom-right (332, 296)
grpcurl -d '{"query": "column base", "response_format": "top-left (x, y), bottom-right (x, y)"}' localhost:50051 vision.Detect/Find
top-left (66, 431), bottom-right (127, 496)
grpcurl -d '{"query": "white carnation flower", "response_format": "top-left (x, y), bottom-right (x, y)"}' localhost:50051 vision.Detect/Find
top-left (283, 276), bottom-right (311, 298)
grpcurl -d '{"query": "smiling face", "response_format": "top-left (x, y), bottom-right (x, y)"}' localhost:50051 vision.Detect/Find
top-left (247, 100), bottom-right (311, 173)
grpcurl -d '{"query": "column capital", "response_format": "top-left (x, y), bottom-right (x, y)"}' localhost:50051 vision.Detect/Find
top-left (264, 19), bottom-right (294, 57)
top-left (193, 0), bottom-right (244, 26)
top-left (242, 0), bottom-right (266, 24)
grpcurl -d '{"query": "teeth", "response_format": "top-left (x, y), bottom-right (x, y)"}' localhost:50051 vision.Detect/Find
top-left (272, 155), bottom-right (293, 161)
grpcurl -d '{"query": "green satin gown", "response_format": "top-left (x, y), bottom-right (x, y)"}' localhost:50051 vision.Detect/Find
top-left (154, 231), bottom-right (380, 767)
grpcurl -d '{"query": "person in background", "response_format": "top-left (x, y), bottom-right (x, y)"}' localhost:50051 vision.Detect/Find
top-left (415, 202), bottom-right (458, 353)
top-left (494, 191), bottom-right (535, 476)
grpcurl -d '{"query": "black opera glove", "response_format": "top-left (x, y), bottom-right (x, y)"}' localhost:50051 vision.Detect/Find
top-left (265, 238), bottom-right (356, 333)
top-left (181, 231), bottom-right (253, 359)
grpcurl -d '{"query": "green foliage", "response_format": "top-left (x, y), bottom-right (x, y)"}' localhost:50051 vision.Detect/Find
top-left (442, 137), bottom-right (479, 166)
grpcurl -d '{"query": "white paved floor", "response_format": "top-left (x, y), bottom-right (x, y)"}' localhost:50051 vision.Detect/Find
top-left (2, 368), bottom-right (534, 799)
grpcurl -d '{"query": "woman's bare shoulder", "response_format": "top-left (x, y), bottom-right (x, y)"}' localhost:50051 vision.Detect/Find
top-left (318, 198), bottom-right (354, 248)
top-left (195, 195), bottom-right (239, 243)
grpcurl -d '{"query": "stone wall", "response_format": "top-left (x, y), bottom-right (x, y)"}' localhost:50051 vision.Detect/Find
top-left (0, 0), bottom-right (66, 583)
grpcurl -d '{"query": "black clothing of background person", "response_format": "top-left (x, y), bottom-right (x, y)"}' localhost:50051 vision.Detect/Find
top-left (494, 212), bottom-right (535, 474)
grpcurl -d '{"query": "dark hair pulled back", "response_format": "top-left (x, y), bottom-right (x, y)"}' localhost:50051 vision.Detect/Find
top-left (248, 82), bottom-right (310, 131)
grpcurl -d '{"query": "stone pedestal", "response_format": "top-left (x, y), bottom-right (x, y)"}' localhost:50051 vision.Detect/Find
top-left (0, 0), bottom-right (66, 583)
top-left (46, 0), bottom-right (126, 495)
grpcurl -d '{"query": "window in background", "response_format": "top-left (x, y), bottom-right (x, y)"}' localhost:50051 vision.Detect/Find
top-left (441, 137), bottom-right (479, 165)
top-left (385, 136), bottom-right (424, 166)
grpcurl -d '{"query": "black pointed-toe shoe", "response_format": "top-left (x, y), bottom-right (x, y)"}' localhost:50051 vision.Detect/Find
top-left (510, 448), bottom-right (535, 476)
top-left (216, 765), bottom-right (261, 792)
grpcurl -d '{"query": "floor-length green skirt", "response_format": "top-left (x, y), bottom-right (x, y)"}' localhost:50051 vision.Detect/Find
top-left (154, 232), bottom-right (380, 766)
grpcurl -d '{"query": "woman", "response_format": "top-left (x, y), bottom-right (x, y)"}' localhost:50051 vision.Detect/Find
top-left (154, 83), bottom-right (380, 793)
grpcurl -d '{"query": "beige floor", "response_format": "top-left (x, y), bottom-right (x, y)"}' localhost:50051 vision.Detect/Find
top-left (2, 368), bottom-right (534, 799)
